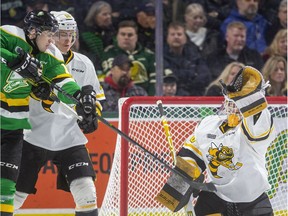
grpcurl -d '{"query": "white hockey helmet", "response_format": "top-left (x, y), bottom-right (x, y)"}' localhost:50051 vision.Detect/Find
top-left (50, 11), bottom-right (77, 31)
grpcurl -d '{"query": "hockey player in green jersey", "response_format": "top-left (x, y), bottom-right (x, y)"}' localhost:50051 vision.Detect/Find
top-left (0, 10), bottom-right (98, 215)
top-left (14, 11), bottom-right (105, 216)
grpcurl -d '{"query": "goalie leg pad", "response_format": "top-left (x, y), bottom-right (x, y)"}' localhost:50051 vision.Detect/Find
top-left (70, 177), bottom-right (97, 212)
top-left (155, 156), bottom-right (204, 212)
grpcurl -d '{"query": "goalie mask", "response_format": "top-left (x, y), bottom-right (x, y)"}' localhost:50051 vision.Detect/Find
top-left (50, 11), bottom-right (77, 47)
top-left (223, 95), bottom-right (242, 127)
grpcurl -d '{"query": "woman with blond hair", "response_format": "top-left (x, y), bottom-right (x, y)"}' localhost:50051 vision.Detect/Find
top-left (184, 3), bottom-right (222, 57)
top-left (205, 62), bottom-right (245, 96)
top-left (262, 55), bottom-right (287, 96)
top-left (262, 29), bottom-right (287, 62)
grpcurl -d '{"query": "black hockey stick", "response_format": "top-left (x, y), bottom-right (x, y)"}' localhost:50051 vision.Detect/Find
top-left (43, 82), bottom-right (217, 192)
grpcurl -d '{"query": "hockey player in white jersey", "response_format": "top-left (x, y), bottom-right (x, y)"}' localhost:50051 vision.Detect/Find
top-left (185, 66), bottom-right (275, 215)
top-left (158, 66), bottom-right (276, 215)
top-left (14, 11), bottom-right (105, 216)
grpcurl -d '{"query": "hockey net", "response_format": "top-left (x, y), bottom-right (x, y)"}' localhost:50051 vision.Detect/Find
top-left (99, 97), bottom-right (287, 216)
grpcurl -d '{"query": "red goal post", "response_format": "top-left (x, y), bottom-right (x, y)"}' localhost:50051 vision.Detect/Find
top-left (99, 96), bottom-right (287, 216)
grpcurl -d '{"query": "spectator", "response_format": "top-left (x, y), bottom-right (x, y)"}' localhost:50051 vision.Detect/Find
top-left (135, 2), bottom-right (156, 51)
top-left (262, 29), bottom-right (287, 63)
top-left (265, 0), bottom-right (287, 46)
top-left (184, 3), bottom-right (222, 57)
top-left (221, 0), bottom-right (268, 54)
top-left (163, 69), bottom-right (178, 96)
top-left (79, 1), bottom-right (116, 75)
top-left (206, 21), bottom-right (264, 80)
top-left (102, 54), bottom-right (147, 112)
top-left (164, 21), bottom-right (211, 96)
top-left (262, 55), bottom-right (287, 96)
top-left (205, 61), bottom-right (245, 96)
top-left (101, 20), bottom-right (156, 95)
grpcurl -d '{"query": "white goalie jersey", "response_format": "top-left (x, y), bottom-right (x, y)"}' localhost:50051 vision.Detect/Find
top-left (179, 108), bottom-right (276, 203)
top-left (24, 51), bottom-right (105, 151)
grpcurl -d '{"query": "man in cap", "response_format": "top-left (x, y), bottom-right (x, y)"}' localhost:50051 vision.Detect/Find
top-left (102, 54), bottom-right (147, 112)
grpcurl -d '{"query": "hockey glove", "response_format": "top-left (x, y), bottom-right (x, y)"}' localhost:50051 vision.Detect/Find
top-left (30, 81), bottom-right (53, 100)
top-left (7, 48), bottom-right (42, 82)
top-left (221, 66), bottom-right (268, 118)
top-left (75, 85), bottom-right (98, 134)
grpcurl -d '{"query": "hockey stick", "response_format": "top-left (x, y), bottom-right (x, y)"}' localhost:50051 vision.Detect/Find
top-left (2, 56), bottom-right (216, 192)
top-left (157, 100), bottom-right (177, 167)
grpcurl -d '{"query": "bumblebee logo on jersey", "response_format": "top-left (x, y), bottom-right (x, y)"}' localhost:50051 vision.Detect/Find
top-left (206, 142), bottom-right (242, 178)
top-left (68, 162), bottom-right (89, 170)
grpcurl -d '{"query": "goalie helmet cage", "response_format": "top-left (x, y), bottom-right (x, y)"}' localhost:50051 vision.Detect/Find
top-left (99, 96), bottom-right (287, 216)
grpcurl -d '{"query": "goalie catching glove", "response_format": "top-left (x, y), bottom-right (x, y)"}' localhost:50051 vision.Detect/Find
top-left (75, 85), bottom-right (102, 134)
top-left (220, 66), bottom-right (270, 118)
top-left (7, 47), bottom-right (42, 82)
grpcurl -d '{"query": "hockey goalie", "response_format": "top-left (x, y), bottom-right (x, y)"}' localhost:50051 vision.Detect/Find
top-left (156, 66), bottom-right (276, 216)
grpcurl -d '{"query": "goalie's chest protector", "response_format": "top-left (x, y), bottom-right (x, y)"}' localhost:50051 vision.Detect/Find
top-left (194, 115), bottom-right (270, 202)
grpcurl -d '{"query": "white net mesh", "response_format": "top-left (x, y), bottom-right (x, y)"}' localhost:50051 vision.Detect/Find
top-left (99, 97), bottom-right (287, 216)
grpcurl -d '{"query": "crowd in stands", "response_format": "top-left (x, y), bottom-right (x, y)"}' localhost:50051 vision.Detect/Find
top-left (2, 0), bottom-right (287, 112)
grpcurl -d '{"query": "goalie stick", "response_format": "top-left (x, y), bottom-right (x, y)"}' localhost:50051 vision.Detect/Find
top-left (156, 101), bottom-right (197, 215)
top-left (157, 100), bottom-right (177, 167)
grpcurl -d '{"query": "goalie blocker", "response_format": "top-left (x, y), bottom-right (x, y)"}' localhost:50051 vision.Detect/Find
top-left (155, 156), bottom-right (204, 212)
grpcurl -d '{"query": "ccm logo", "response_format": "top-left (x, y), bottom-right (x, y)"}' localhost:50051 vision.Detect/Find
top-left (69, 162), bottom-right (89, 170)
top-left (0, 162), bottom-right (18, 170)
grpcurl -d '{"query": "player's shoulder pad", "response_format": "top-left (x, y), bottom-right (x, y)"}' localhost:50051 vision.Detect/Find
top-left (45, 43), bottom-right (64, 62)
top-left (1, 25), bottom-right (26, 41)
